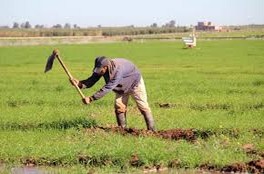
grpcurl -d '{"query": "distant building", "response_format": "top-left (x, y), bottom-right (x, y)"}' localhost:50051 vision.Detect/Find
top-left (195, 22), bottom-right (222, 31)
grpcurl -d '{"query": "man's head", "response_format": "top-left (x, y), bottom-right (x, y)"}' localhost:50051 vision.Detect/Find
top-left (93, 56), bottom-right (110, 75)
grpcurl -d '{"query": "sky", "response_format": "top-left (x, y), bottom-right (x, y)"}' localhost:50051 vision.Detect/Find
top-left (1, 0), bottom-right (264, 27)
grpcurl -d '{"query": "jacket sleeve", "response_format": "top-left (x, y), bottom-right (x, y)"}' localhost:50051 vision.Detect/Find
top-left (80, 73), bottom-right (101, 88)
top-left (92, 69), bottom-right (122, 100)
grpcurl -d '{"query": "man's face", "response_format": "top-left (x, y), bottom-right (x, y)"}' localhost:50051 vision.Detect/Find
top-left (94, 66), bottom-right (108, 75)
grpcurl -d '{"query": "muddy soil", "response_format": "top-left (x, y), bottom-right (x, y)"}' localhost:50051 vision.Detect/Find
top-left (95, 126), bottom-right (198, 141)
top-left (199, 160), bottom-right (264, 173)
top-left (93, 126), bottom-right (263, 142)
top-left (17, 126), bottom-right (264, 173)
top-left (90, 126), bottom-right (264, 173)
top-left (220, 159), bottom-right (264, 173)
top-left (21, 156), bottom-right (264, 174)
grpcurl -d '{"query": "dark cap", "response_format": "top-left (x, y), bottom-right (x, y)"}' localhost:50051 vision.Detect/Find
top-left (93, 56), bottom-right (110, 73)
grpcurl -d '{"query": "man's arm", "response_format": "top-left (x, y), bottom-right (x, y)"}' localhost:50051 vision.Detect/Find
top-left (79, 72), bottom-right (101, 88)
top-left (69, 73), bottom-right (102, 105)
top-left (91, 70), bottom-right (122, 100)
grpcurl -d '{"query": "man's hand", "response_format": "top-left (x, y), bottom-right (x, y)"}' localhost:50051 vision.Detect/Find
top-left (82, 97), bottom-right (91, 105)
top-left (69, 78), bottom-right (80, 86)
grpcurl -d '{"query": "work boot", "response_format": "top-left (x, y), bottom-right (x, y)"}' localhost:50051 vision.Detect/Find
top-left (141, 111), bottom-right (155, 131)
top-left (115, 112), bottom-right (126, 128)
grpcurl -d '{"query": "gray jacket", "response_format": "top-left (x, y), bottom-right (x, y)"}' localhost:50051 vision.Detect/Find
top-left (80, 58), bottom-right (141, 100)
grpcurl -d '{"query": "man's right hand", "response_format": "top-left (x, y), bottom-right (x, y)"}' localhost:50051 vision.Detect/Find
top-left (69, 78), bottom-right (80, 87)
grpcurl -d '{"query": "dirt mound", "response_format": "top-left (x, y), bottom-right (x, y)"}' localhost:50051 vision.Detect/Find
top-left (158, 128), bottom-right (196, 141)
top-left (221, 159), bottom-right (264, 173)
top-left (200, 159), bottom-right (264, 173)
top-left (86, 126), bottom-right (264, 173)
top-left (95, 126), bottom-right (197, 141)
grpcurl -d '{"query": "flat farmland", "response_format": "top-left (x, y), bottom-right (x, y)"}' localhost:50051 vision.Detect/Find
top-left (0, 40), bottom-right (263, 173)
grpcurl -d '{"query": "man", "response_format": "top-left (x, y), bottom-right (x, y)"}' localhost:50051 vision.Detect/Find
top-left (70, 56), bottom-right (155, 131)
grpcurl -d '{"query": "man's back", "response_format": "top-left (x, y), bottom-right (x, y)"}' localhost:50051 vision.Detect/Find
top-left (101, 58), bottom-right (141, 95)
top-left (111, 58), bottom-right (141, 79)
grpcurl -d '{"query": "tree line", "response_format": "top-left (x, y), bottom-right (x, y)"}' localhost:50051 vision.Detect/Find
top-left (3, 20), bottom-right (179, 29)
top-left (0, 20), bottom-right (195, 37)
top-left (2, 21), bottom-right (262, 37)
top-left (10, 21), bottom-right (81, 29)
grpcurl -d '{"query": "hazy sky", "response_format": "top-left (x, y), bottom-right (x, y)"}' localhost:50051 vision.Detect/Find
top-left (1, 0), bottom-right (263, 27)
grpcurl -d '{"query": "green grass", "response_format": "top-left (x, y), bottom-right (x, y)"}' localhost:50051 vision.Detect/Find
top-left (0, 40), bottom-right (263, 173)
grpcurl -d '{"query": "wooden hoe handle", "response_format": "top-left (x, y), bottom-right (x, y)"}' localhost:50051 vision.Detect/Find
top-left (53, 49), bottom-right (85, 99)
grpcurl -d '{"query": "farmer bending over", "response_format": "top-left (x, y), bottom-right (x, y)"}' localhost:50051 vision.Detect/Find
top-left (70, 57), bottom-right (155, 131)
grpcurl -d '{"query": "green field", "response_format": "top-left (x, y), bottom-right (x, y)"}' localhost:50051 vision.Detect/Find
top-left (0, 40), bottom-right (263, 173)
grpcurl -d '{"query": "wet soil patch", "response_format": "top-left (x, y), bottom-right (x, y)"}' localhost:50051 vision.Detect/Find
top-left (158, 102), bottom-right (231, 110)
top-left (12, 126), bottom-right (264, 173)
top-left (242, 144), bottom-right (264, 164)
top-left (86, 126), bottom-right (264, 172)
top-left (196, 159), bottom-right (264, 174)
top-left (158, 103), bottom-right (178, 108)
top-left (20, 156), bottom-right (264, 173)
top-left (95, 126), bottom-right (213, 141)
top-left (220, 159), bottom-right (264, 173)
top-left (94, 126), bottom-right (257, 142)
top-left (158, 102), bottom-right (264, 111)
top-left (199, 159), bottom-right (264, 173)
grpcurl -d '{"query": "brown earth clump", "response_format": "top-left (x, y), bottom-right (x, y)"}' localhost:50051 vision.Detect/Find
top-left (157, 128), bottom-right (196, 141)
top-left (221, 159), bottom-right (264, 173)
top-left (86, 126), bottom-right (264, 173)
top-left (129, 154), bottom-right (144, 167)
top-left (96, 126), bottom-right (197, 141)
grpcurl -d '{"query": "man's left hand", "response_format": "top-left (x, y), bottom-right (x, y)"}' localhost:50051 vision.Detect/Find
top-left (82, 97), bottom-right (91, 104)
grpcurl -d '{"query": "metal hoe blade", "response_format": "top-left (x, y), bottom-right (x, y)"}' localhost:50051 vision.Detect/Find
top-left (44, 54), bottom-right (56, 73)
top-left (44, 49), bottom-right (85, 99)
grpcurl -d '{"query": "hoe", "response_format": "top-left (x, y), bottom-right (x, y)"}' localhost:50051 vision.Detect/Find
top-left (44, 49), bottom-right (85, 99)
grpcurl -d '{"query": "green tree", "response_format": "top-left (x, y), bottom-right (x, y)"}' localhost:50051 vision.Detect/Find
top-left (53, 24), bottom-right (62, 28)
top-left (25, 21), bottom-right (31, 28)
top-left (64, 23), bottom-right (71, 29)
top-left (12, 22), bottom-right (19, 28)
top-left (150, 23), bottom-right (158, 28)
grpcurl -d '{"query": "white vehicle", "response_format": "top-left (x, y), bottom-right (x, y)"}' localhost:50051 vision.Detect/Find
top-left (182, 34), bottom-right (196, 48)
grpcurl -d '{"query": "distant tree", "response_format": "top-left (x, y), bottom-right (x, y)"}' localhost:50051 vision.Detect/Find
top-left (35, 24), bottom-right (44, 29)
top-left (25, 21), bottom-right (31, 28)
top-left (162, 20), bottom-right (176, 28)
top-left (52, 24), bottom-right (62, 28)
top-left (73, 24), bottom-right (80, 29)
top-left (97, 25), bottom-right (102, 28)
top-left (64, 23), bottom-right (71, 29)
top-left (20, 21), bottom-right (31, 29)
top-left (13, 22), bottom-right (20, 28)
top-left (150, 23), bottom-right (158, 28)
top-left (0, 26), bottom-right (9, 29)
top-left (169, 20), bottom-right (176, 27)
